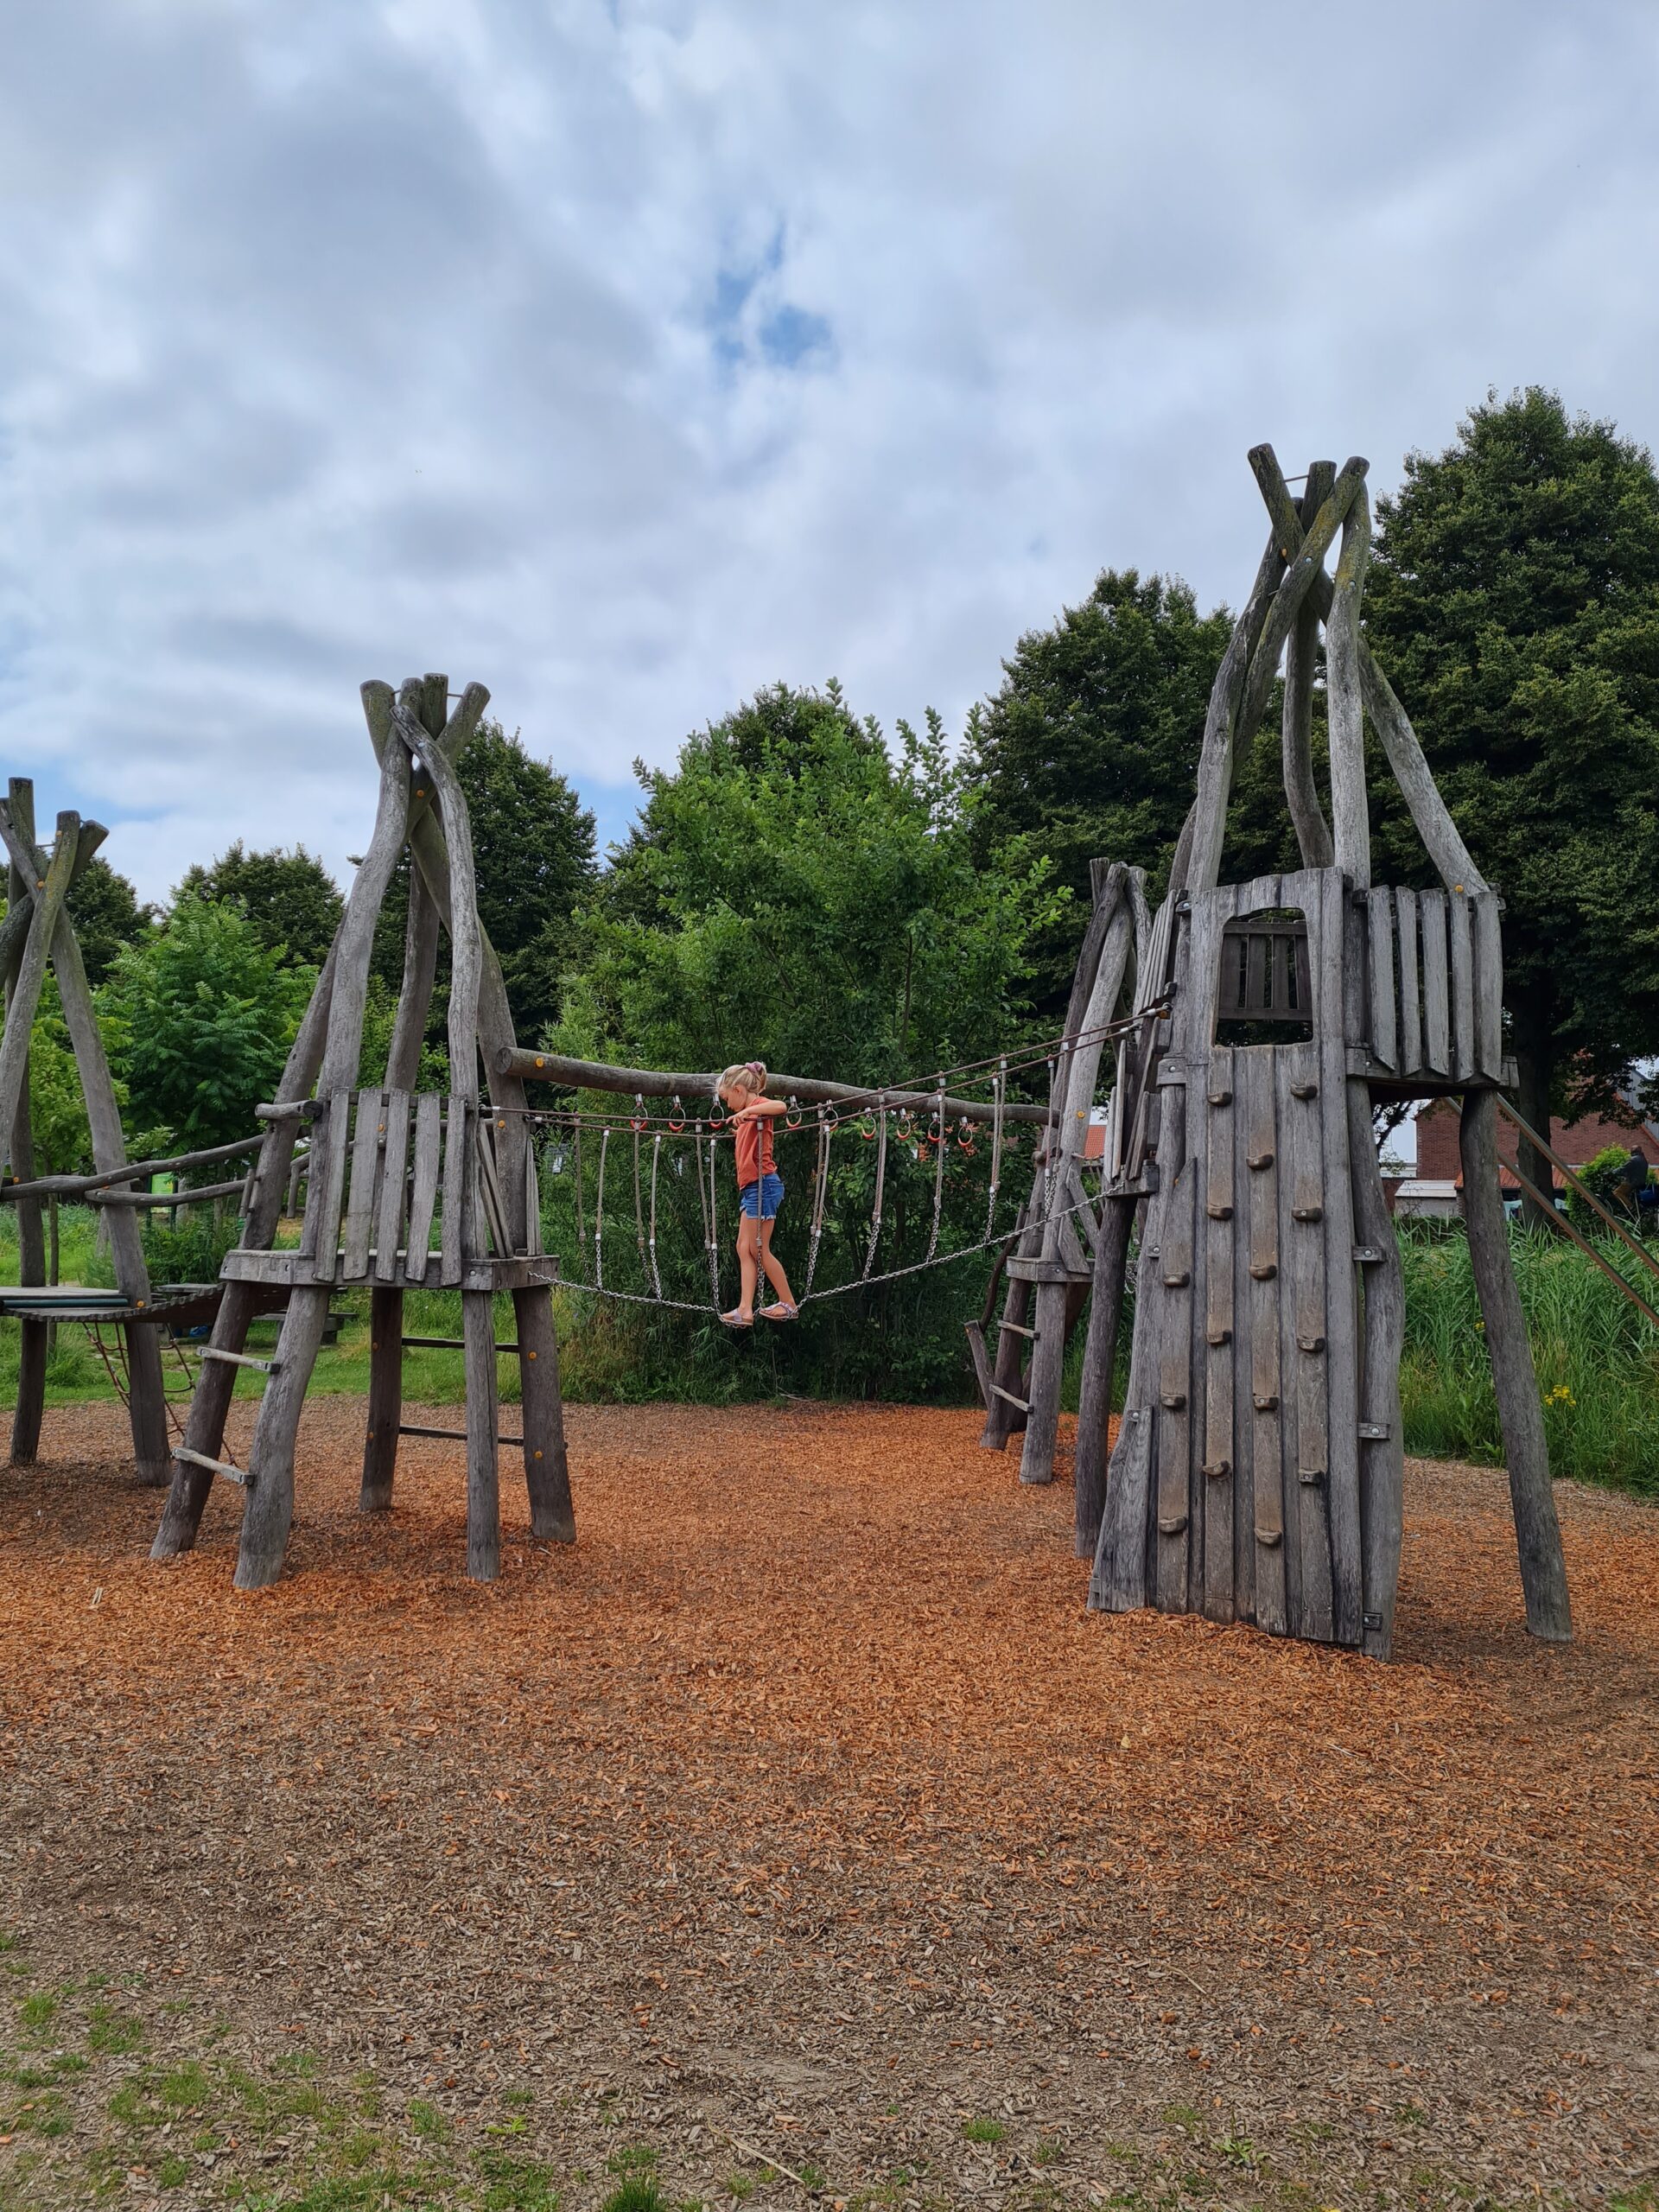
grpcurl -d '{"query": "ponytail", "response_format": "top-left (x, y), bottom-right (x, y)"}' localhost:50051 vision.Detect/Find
top-left (718, 1059), bottom-right (769, 1099)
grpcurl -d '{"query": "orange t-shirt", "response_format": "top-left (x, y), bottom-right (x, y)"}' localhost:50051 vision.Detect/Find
top-left (733, 1114), bottom-right (776, 1188)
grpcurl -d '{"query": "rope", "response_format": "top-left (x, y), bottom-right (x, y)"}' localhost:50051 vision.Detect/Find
top-left (800, 1117), bottom-right (832, 1300)
top-left (861, 1098), bottom-right (888, 1281)
top-left (647, 1133), bottom-right (663, 1300)
top-left (987, 1064), bottom-right (1005, 1243)
top-left (594, 1128), bottom-right (608, 1291)
top-left (550, 1179), bottom-right (1102, 1314)
top-left (925, 1080), bottom-right (947, 1265)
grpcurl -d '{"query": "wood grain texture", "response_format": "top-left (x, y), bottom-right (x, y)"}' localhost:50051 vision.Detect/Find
top-left (1420, 892), bottom-right (1450, 1076)
top-left (1367, 890), bottom-right (1396, 1069)
top-left (1318, 868), bottom-right (1363, 1646)
top-left (1326, 485), bottom-right (1373, 887)
top-left (405, 1093), bottom-right (442, 1267)
top-left (360, 1287), bottom-right (404, 1512)
top-left (1395, 889), bottom-right (1422, 1076)
top-left (462, 1287), bottom-right (502, 1580)
top-left (1280, 462), bottom-right (1337, 870)
top-left (1071, 1195), bottom-right (1134, 1557)
top-left (233, 1285), bottom-right (334, 1588)
top-left (341, 1089), bottom-right (385, 1280)
top-left (513, 1285), bottom-right (575, 1542)
top-left (1349, 1081), bottom-right (1404, 1659)
top-left (439, 1096), bottom-right (469, 1287)
top-left (1473, 890), bottom-right (1504, 1080)
top-left (1449, 892), bottom-right (1476, 1084)
top-left (1242, 1042), bottom-right (1286, 1631)
top-left (1459, 1090), bottom-right (1572, 1642)
top-left (374, 1090), bottom-right (411, 1282)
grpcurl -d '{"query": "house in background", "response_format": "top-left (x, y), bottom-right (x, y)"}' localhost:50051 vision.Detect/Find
top-left (1401, 1094), bottom-right (1659, 1219)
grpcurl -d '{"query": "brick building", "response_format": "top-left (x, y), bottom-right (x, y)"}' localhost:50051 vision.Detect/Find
top-left (1412, 1094), bottom-right (1659, 1209)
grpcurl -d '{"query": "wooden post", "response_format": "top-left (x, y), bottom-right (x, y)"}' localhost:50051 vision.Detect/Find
top-left (1348, 1084), bottom-right (1404, 1659)
top-left (150, 942), bottom-right (339, 1557)
top-left (462, 1287), bottom-right (501, 1580)
top-left (5, 784), bottom-right (46, 1465)
top-left (1020, 876), bottom-right (1134, 1484)
top-left (361, 1286), bottom-right (404, 1512)
top-left (512, 1284), bottom-right (575, 1541)
top-left (1281, 463), bottom-right (1336, 870)
top-left (1459, 1090), bottom-right (1572, 1641)
top-left (1071, 1193), bottom-right (1135, 1556)
top-left (233, 1286), bottom-right (332, 1590)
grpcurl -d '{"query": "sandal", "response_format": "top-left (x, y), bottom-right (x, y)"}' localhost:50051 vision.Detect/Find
top-left (721, 1308), bottom-right (753, 1329)
top-left (761, 1302), bottom-right (799, 1322)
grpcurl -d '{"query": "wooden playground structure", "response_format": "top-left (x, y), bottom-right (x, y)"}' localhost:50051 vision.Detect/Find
top-left (0, 441), bottom-right (1618, 1657)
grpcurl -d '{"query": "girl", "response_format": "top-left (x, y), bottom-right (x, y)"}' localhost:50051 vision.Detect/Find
top-left (717, 1060), bottom-right (798, 1327)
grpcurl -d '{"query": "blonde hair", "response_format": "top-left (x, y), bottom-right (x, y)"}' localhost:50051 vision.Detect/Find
top-left (718, 1059), bottom-right (768, 1102)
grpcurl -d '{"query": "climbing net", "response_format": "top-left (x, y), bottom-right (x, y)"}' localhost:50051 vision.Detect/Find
top-left (499, 1007), bottom-right (1156, 1319)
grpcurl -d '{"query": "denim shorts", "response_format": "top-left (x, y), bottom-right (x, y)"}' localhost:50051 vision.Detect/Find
top-left (739, 1173), bottom-right (785, 1220)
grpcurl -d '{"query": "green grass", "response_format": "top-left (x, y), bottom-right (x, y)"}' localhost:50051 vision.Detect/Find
top-left (961, 2117), bottom-right (1007, 2145)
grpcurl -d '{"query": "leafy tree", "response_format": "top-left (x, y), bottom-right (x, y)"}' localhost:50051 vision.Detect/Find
top-left (100, 895), bottom-right (315, 1152)
top-left (964, 569), bottom-right (1297, 1014)
top-left (556, 689), bottom-right (1064, 1396)
top-left (68, 858), bottom-right (153, 985)
top-left (1364, 388), bottom-right (1659, 1217)
top-left (176, 842), bottom-right (343, 969)
top-left (25, 982), bottom-right (95, 1180)
top-left (372, 721), bottom-right (597, 1046)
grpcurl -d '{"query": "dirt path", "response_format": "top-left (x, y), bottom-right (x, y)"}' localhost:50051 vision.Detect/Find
top-left (1, 1398), bottom-right (1656, 2209)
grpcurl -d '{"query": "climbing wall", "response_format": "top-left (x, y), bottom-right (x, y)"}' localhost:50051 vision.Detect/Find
top-left (1091, 867), bottom-right (1367, 1646)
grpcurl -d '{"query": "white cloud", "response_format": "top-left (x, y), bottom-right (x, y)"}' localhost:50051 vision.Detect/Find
top-left (2, 0), bottom-right (1656, 896)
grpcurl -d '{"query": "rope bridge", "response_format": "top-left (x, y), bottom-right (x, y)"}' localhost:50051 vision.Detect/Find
top-left (493, 1006), bottom-right (1154, 1319)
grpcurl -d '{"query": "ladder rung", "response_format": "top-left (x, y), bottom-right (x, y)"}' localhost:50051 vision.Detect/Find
top-left (201, 1347), bottom-right (281, 1373)
top-left (998, 1320), bottom-right (1039, 1340)
top-left (400, 1337), bottom-right (522, 1354)
top-left (397, 1423), bottom-right (525, 1446)
top-left (991, 1384), bottom-right (1030, 1412)
top-left (173, 1446), bottom-right (249, 1488)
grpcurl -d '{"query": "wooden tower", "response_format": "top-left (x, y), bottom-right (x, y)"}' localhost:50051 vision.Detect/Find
top-left (1084, 448), bottom-right (1572, 1656)
top-left (0, 781), bottom-right (170, 1483)
top-left (150, 677), bottom-right (575, 1588)
top-left (978, 448), bottom-right (1570, 1657)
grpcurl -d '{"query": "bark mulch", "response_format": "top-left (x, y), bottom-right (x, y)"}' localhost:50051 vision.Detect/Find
top-left (1, 1396), bottom-right (1656, 2209)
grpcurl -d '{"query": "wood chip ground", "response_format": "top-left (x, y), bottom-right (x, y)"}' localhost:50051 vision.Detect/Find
top-left (1, 1400), bottom-right (1656, 2209)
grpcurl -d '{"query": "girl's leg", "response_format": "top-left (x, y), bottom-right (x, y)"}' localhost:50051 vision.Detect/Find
top-left (758, 1218), bottom-right (797, 1309)
top-left (732, 1214), bottom-right (760, 1319)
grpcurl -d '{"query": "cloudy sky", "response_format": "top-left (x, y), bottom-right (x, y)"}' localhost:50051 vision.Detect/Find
top-left (3, 0), bottom-right (1656, 901)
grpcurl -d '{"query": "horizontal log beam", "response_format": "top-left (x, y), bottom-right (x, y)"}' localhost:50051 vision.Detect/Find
top-left (89, 1174), bottom-right (251, 1210)
top-left (0, 1132), bottom-right (273, 1202)
top-left (495, 1046), bottom-right (1055, 1127)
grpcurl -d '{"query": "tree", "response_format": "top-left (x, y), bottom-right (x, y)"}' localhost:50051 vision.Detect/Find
top-left (68, 858), bottom-right (153, 985)
top-left (100, 895), bottom-right (316, 1152)
top-left (558, 688), bottom-right (1065, 1396)
top-left (964, 569), bottom-right (1296, 1015)
top-left (372, 721), bottom-right (597, 1047)
top-left (1364, 388), bottom-right (1659, 1219)
top-left (176, 842), bottom-right (343, 969)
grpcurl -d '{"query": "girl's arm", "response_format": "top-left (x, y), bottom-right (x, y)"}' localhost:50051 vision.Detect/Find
top-left (731, 1096), bottom-right (786, 1123)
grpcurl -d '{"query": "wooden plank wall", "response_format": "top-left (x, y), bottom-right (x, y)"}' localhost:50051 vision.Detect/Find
top-left (1360, 887), bottom-right (1503, 1084)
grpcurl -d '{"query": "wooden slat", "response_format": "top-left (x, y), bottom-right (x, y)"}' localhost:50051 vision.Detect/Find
top-left (1472, 889), bottom-right (1504, 1081)
top-left (1243, 1046), bottom-right (1286, 1633)
top-left (1366, 889), bottom-right (1396, 1069)
top-left (440, 1095), bottom-right (469, 1287)
top-left (1154, 1154), bottom-right (1195, 1613)
top-left (1203, 1046), bottom-right (1236, 1624)
top-left (1395, 887), bottom-right (1422, 1076)
top-left (1089, 1399), bottom-right (1152, 1611)
top-left (303, 1096), bottom-right (352, 1283)
top-left (341, 1088), bottom-right (385, 1280)
top-left (1282, 1038), bottom-right (1332, 1643)
top-left (404, 1093), bottom-right (442, 1268)
top-left (1449, 890), bottom-right (1476, 1083)
top-left (1243, 930), bottom-right (1268, 1018)
top-left (374, 1090), bottom-right (411, 1282)
top-left (1420, 889), bottom-right (1451, 1077)
top-left (1319, 868), bottom-right (1363, 1646)
top-left (462, 1287), bottom-right (501, 1580)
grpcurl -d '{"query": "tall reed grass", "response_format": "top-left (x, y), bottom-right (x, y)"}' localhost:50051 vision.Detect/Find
top-left (1399, 1220), bottom-right (1659, 1495)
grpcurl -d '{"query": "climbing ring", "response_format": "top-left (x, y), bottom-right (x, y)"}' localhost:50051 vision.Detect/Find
top-left (859, 1109), bottom-right (879, 1141)
top-left (785, 1096), bottom-right (804, 1131)
top-left (630, 1092), bottom-right (649, 1134)
top-left (668, 1095), bottom-right (686, 1134)
top-left (821, 1106), bottom-right (840, 1134)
